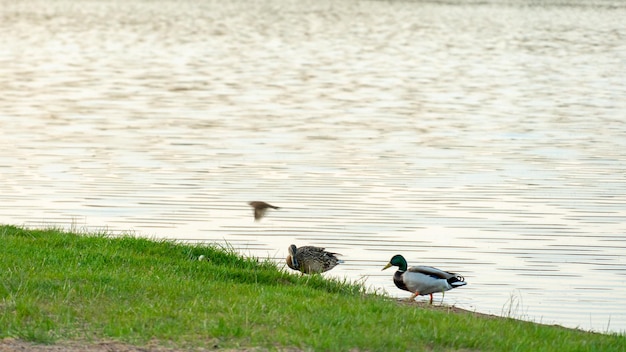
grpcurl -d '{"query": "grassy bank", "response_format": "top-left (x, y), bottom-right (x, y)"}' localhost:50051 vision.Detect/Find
top-left (0, 225), bottom-right (623, 351)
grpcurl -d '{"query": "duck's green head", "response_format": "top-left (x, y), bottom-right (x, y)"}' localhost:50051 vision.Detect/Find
top-left (382, 254), bottom-right (408, 272)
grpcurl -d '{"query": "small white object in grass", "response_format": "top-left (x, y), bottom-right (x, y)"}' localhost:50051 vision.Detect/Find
top-left (198, 255), bottom-right (206, 261)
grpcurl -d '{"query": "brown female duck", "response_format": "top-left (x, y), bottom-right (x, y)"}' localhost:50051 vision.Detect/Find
top-left (286, 244), bottom-right (342, 274)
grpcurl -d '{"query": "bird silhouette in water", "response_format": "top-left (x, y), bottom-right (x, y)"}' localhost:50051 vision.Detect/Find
top-left (248, 201), bottom-right (280, 221)
top-left (382, 254), bottom-right (467, 304)
top-left (286, 244), bottom-right (342, 274)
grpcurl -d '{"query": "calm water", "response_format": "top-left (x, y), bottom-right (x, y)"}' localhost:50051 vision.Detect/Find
top-left (1, 0), bottom-right (625, 333)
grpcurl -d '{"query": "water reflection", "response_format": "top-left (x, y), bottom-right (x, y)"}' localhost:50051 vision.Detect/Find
top-left (1, 0), bottom-right (626, 333)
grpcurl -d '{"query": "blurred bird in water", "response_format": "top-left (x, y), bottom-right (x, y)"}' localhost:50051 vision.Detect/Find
top-left (248, 201), bottom-right (280, 221)
top-left (286, 244), bottom-right (343, 274)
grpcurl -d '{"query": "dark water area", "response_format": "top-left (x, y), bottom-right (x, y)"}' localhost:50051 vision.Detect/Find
top-left (1, 0), bottom-right (625, 332)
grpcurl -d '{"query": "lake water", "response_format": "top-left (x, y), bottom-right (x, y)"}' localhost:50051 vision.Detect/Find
top-left (1, 0), bottom-right (625, 333)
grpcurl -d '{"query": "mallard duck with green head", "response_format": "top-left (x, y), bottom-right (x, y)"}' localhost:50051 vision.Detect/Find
top-left (286, 244), bottom-right (342, 274)
top-left (382, 254), bottom-right (467, 304)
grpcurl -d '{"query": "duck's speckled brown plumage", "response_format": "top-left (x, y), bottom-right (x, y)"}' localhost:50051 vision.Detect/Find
top-left (286, 244), bottom-right (342, 274)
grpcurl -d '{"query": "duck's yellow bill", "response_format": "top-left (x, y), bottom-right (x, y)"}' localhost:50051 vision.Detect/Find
top-left (382, 263), bottom-right (392, 271)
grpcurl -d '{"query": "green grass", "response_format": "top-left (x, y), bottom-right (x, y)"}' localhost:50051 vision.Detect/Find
top-left (1, 225), bottom-right (624, 351)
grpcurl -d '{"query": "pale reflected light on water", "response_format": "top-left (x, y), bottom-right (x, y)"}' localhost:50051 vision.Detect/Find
top-left (1, 0), bottom-right (625, 333)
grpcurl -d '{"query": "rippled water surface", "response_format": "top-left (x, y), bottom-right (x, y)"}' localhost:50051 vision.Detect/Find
top-left (1, 0), bottom-right (625, 333)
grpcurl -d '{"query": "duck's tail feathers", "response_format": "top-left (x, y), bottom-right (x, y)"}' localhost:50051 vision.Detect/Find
top-left (448, 275), bottom-right (467, 287)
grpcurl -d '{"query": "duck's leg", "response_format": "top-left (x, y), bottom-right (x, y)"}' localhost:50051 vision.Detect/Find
top-left (408, 291), bottom-right (419, 302)
top-left (429, 294), bottom-right (433, 305)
